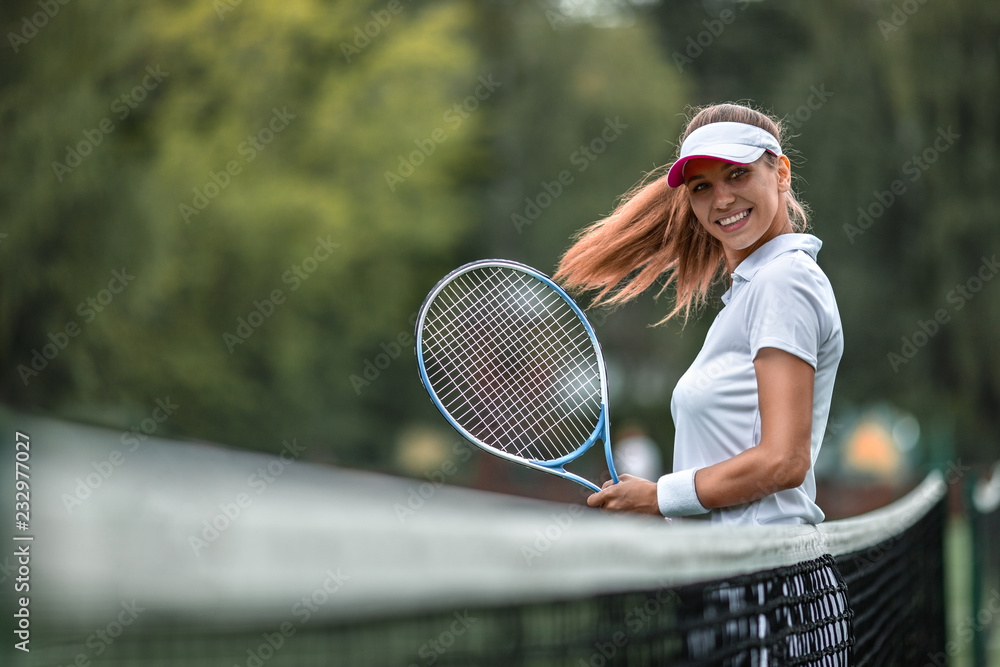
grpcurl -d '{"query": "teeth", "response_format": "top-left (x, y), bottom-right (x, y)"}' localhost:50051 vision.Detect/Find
top-left (718, 210), bottom-right (749, 227)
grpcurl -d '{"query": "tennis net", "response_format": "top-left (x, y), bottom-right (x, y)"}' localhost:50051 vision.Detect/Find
top-left (3, 413), bottom-right (947, 666)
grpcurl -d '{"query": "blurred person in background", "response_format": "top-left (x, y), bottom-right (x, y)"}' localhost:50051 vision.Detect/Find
top-left (612, 425), bottom-right (663, 482)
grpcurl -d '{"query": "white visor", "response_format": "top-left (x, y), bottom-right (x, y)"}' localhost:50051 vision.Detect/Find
top-left (667, 122), bottom-right (783, 188)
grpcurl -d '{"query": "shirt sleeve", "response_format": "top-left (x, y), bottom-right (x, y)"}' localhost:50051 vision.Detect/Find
top-left (743, 257), bottom-right (831, 369)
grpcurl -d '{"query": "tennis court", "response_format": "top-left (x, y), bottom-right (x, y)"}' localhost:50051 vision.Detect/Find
top-left (4, 3), bottom-right (999, 665)
top-left (3, 412), bottom-right (996, 666)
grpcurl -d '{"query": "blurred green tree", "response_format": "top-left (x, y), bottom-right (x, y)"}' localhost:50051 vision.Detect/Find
top-left (0, 0), bottom-right (485, 465)
top-left (1, 0), bottom-right (997, 473)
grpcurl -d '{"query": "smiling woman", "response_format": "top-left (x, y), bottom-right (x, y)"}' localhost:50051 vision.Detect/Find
top-left (555, 102), bottom-right (842, 525)
top-left (554, 99), bottom-right (847, 664)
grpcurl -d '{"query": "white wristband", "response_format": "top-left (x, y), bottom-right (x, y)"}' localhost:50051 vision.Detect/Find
top-left (657, 468), bottom-right (709, 518)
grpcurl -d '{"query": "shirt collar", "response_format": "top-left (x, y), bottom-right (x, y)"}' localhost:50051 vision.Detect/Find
top-left (722, 233), bottom-right (823, 304)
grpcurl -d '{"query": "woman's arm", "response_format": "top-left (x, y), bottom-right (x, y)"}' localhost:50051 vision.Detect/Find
top-left (693, 347), bottom-right (814, 508)
top-left (587, 347), bottom-right (815, 515)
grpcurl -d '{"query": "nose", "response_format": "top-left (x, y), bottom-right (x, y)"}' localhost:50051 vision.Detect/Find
top-left (713, 182), bottom-right (735, 209)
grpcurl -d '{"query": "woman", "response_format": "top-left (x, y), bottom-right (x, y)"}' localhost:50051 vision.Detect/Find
top-left (555, 103), bottom-right (843, 525)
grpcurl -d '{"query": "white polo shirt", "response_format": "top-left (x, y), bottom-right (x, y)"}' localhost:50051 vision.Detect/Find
top-left (663, 233), bottom-right (843, 525)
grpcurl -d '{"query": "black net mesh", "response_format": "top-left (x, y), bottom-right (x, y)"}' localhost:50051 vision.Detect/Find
top-left (834, 493), bottom-right (946, 666)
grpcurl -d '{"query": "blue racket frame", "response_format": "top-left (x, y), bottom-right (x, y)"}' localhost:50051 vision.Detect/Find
top-left (415, 259), bottom-right (619, 493)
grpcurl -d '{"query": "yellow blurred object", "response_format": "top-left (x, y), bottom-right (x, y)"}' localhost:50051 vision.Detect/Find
top-left (395, 425), bottom-right (452, 476)
top-left (845, 421), bottom-right (901, 477)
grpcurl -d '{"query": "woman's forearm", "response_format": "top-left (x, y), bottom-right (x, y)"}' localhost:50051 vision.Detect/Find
top-left (693, 442), bottom-right (808, 509)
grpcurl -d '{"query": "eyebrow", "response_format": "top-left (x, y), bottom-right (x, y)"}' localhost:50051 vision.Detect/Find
top-left (684, 161), bottom-right (740, 185)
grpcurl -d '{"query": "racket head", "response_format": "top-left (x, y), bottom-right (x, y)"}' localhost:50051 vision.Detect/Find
top-left (415, 260), bottom-right (616, 488)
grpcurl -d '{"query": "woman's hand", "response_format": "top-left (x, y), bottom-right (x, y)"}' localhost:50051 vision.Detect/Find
top-left (586, 474), bottom-right (661, 515)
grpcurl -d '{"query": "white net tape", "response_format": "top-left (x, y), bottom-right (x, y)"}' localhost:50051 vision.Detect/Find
top-left (5, 414), bottom-right (945, 630)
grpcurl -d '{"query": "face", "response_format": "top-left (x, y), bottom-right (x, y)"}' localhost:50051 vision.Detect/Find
top-left (683, 154), bottom-right (792, 271)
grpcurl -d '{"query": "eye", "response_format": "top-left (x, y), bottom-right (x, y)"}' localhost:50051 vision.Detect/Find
top-left (729, 167), bottom-right (749, 180)
top-left (689, 182), bottom-right (709, 194)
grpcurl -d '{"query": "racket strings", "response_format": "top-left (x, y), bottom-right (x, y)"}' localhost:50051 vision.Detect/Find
top-left (427, 273), bottom-right (600, 454)
top-left (433, 271), bottom-right (600, 444)
top-left (428, 318), bottom-right (598, 462)
top-left (424, 292), bottom-right (577, 461)
top-left (424, 280), bottom-right (600, 462)
top-left (436, 304), bottom-right (597, 460)
top-left (420, 266), bottom-right (603, 462)
top-left (424, 278), bottom-right (596, 460)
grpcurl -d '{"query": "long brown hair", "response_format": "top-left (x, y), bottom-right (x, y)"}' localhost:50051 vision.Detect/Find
top-left (554, 103), bottom-right (809, 323)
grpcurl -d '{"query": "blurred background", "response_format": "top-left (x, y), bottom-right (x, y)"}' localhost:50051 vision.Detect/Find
top-left (2, 0), bottom-right (997, 501)
top-left (2, 1), bottom-right (1000, 665)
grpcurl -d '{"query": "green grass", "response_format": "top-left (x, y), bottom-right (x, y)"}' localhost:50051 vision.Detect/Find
top-left (947, 518), bottom-right (973, 667)
top-left (945, 517), bottom-right (1000, 667)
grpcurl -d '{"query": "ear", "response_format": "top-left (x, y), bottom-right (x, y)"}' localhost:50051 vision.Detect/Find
top-left (775, 154), bottom-right (791, 193)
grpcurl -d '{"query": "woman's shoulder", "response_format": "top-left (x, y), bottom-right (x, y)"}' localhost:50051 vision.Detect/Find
top-left (742, 243), bottom-right (843, 348)
top-left (752, 247), bottom-right (834, 295)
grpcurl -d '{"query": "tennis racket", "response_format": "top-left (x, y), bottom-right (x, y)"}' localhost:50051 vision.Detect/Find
top-left (415, 259), bottom-right (619, 493)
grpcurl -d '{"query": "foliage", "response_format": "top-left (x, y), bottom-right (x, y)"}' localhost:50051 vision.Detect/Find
top-left (1, 0), bottom-right (997, 470)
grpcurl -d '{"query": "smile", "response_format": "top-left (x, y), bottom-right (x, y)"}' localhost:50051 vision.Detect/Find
top-left (717, 209), bottom-right (751, 228)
